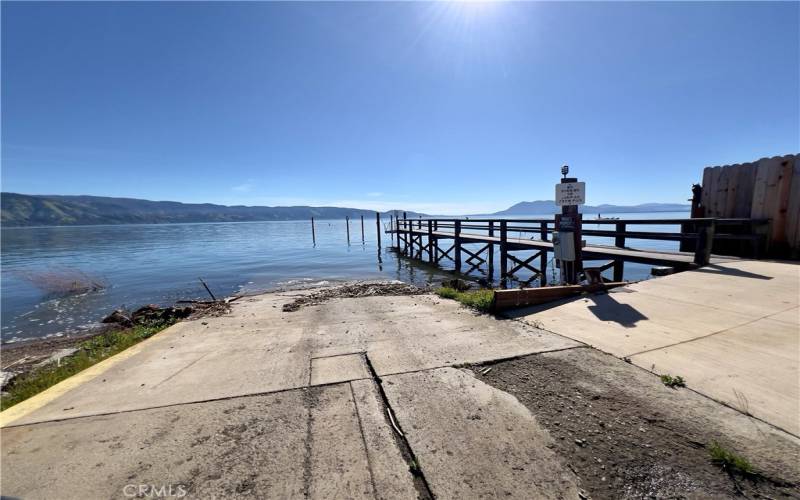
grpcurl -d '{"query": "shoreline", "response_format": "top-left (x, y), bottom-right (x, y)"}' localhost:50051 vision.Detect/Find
top-left (0, 280), bottom-right (430, 393)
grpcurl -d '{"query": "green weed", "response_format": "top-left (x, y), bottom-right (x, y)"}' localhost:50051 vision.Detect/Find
top-left (1, 321), bottom-right (175, 410)
top-left (435, 287), bottom-right (494, 312)
top-left (709, 441), bottom-right (755, 475)
top-left (660, 374), bottom-right (686, 388)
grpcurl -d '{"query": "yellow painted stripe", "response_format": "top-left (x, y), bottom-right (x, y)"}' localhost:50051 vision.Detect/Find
top-left (0, 324), bottom-right (180, 428)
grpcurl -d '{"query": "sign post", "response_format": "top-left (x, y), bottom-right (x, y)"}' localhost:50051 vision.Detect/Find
top-left (554, 165), bottom-right (584, 284)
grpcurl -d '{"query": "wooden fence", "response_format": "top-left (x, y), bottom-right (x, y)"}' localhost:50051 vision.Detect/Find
top-left (691, 154), bottom-right (799, 258)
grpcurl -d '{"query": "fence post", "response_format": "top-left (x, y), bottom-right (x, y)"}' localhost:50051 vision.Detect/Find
top-left (500, 220), bottom-right (508, 287)
top-left (454, 220), bottom-right (462, 274)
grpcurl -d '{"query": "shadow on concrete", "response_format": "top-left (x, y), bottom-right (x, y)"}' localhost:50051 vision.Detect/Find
top-left (586, 292), bottom-right (648, 328)
top-left (693, 264), bottom-right (773, 280)
top-left (498, 290), bottom-right (648, 328)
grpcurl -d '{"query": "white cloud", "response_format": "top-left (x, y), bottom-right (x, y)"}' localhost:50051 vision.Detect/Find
top-left (232, 180), bottom-right (255, 193)
top-left (366, 191), bottom-right (384, 197)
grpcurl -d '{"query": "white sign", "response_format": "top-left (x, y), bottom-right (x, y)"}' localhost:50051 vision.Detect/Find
top-left (555, 182), bottom-right (585, 206)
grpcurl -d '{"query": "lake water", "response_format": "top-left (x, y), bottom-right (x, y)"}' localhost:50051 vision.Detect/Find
top-left (1, 211), bottom-right (689, 343)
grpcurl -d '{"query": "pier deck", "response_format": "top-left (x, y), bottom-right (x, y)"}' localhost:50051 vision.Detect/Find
top-left (396, 228), bottom-right (739, 267)
top-left (386, 216), bottom-right (765, 284)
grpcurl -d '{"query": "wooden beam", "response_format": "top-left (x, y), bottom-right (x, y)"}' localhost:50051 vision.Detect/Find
top-left (506, 252), bottom-right (542, 277)
top-left (493, 282), bottom-right (628, 311)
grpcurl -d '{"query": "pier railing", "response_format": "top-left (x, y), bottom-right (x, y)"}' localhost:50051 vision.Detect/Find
top-left (386, 216), bottom-right (769, 284)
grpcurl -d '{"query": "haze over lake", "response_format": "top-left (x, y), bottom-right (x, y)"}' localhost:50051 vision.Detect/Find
top-left (1, 212), bottom-right (688, 343)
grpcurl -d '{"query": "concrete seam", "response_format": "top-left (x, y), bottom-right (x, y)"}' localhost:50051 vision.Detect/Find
top-left (363, 353), bottom-right (435, 500)
top-left (310, 351), bottom-right (366, 361)
top-left (151, 352), bottom-right (211, 389)
top-left (348, 381), bottom-right (379, 500)
top-left (624, 308), bottom-right (794, 358)
top-left (302, 387), bottom-right (315, 499)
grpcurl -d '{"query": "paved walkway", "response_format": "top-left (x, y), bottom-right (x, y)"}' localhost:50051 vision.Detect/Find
top-left (507, 260), bottom-right (800, 436)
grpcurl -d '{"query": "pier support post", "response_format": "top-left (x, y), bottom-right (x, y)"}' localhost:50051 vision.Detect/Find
top-left (500, 220), bottom-right (508, 288)
top-left (346, 216), bottom-right (351, 245)
top-left (427, 220), bottom-right (434, 263)
top-left (361, 215), bottom-right (365, 244)
top-left (402, 212), bottom-right (408, 255)
top-left (454, 220), bottom-right (462, 274)
top-left (488, 221), bottom-right (495, 281)
top-left (615, 222), bottom-right (626, 248)
top-left (613, 261), bottom-right (624, 281)
top-left (539, 221), bottom-right (548, 284)
top-left (694, 220), bottom-right (716, 266)
top-left (311, 217), bottom-right (316, 246)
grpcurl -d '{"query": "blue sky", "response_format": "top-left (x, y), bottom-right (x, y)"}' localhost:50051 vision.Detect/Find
top-left (2, 1), bottom-right (798, 214)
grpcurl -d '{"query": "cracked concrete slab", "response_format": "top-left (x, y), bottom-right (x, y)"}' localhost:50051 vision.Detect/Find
top-left (310, 353), bottom-right (370, 386)
top-left (3, 292), bottom-right (575, 427)
top-left (1, 380), bottom-right (419, 500)
top-left (381, 367), bottom-right (580, 499)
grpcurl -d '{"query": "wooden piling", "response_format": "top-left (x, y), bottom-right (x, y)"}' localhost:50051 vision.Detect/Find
top-left (376, 212), bottom-right (381, 251)
top-left (488, 221), bottom-right (495, 280)
top-left (346, 216), bottom-right (350, 245)
top-left (539, 221), bottom-right (548, 283)
top-left (613, 261), bottom-right (624, 282)
top-left (500, 220), bottom-right (508, 287)
top-left (454, 220), bottom-right (462, 274)
top-left (427, 220), bottom-right (434, 263)
top-left (311, 217), bottom-right (316, 246)
top-left (694, 220), bottom-right (716, 266)
top-left (360, 215), bottom-right (365, 244)
top-left (403, 213), bottom-right (408, 255)
top-left (615, 222), bottom-right (626, 248)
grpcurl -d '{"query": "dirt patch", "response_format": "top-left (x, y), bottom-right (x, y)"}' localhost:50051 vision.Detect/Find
top-left (282, 282), bottom-right (426, 312)
top-left (475, 347), bottom-right (799, 499)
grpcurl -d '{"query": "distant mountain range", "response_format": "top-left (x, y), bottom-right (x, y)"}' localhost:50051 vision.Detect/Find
top-left (491, 200), bottom-right (689, 216)
top-left (0, 193), bottom-right (414, 227)
top-left (1, 193), bottom-right (689, 227)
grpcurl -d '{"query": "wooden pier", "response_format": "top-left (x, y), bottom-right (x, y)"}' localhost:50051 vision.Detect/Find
top-left (387, 216), bottom-right (768, 285)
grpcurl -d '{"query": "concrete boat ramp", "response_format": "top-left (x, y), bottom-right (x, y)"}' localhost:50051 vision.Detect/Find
top-left (2, 260), bottom-right (799, 499)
